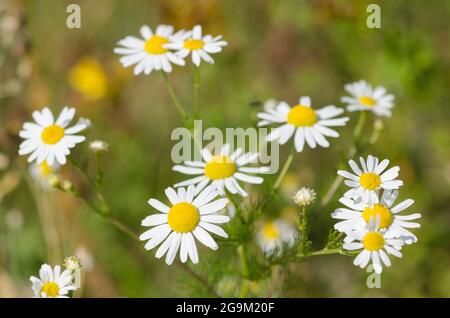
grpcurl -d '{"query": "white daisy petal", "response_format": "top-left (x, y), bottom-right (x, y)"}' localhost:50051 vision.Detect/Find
top-left (141, 213), bottom-right (168, 226)
top-left (391, 199), bottom-right (414, 213)
top-left (201, 214), bottom-right (230, 224)
top-left (165, 187), bottom-right (180, 205)
top-left (165, 233), bottom-right (182, 265)
top-left (199, 198), bottom-right (229, 215)
top-left (199, 222), bottom-right (228, 238)
top-left (193, 226), bottom-right (218, 250)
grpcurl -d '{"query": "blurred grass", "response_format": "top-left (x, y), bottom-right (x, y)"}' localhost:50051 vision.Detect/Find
top-left (0, 0), bottom-right (449, 297)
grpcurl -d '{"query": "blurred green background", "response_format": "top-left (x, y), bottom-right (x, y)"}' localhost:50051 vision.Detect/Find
top-left (0, 0), bottom-right (449, 297)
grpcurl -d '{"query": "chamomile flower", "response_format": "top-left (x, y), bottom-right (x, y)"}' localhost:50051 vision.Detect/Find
top-left (256, 219), bottom-right (298, 256)
top-left (114, 24), bottom-right (186, 75)
top-left (172, 144), bottom-right (269, 197)
top-left (18, 107), bottom-right (88, 165)
top-left (341, 80), bottom-right (395, 117)
top-left (165, 25), bottom-right (227, 67)
top-left (332, 190), bottom-right (421, 244)
top-left (343, 216), bottom-right (405, 274)
top-left (29, 160), bottom-right (60, 188)
top-left (140, 185), bottom-right (230, 265)
top-left (338, 155), bottom-right (404, 205)
top-left (257, 97), bottom-right (349, 152)
top-left (30, 264), bottom-right (78, 298)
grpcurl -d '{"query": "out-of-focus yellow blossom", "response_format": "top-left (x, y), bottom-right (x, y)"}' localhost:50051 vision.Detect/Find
top-left (280, 172), bottom-right (299, 198)
top-left (68, 57), bottom-right (109, 101)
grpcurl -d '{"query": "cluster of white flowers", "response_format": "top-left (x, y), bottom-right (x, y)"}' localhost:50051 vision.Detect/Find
top-left (257, 80), bottom-right (395, 153)
top-left (17, 20), bottom-right (412, 296)
top-left (332, 155), bottom-right (421, 273)
top-left (114, 24), bottom-right (227, 75)
top-left (251, 81), bottom-right (396, 255)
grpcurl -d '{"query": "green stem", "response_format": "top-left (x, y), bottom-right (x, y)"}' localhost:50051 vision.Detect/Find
top-left (237, 244), bottom-right (250, 297)
top-left (237, 245), bottom-right (249, 277)
top-left (353, 110), bottom-right (367, 141)
top-left (106, 215), bottom-right (137, 240)
top-left (175, 261), bottom-right (219, 297)
top-left (309, 248), bottom-right (344, 256)
top-left (94, 153), bottom-right (103, 189)
top-left (320, 111), bottom-right (367, 208)
top-left (161, 72), bottom-right (188, 121)
top-left (300, 206), bottom-right (308, 255)
top-left (273, 147), bottom-right (295, 190)
top-left (194, 67), bottom-right (200, 116)
top-left (64, 155), bottom-right (217, 296)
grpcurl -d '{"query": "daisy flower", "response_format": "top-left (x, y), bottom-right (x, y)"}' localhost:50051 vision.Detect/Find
top-left (30, 264), bottom-right (78, 298)
top-left (341, 80), bottom-right (395, 117)
top-left (172, 144), bottom-right (269, 197)
top-left (257, 97), bottom-right (349, 152)
top-left (343, 216), bottom-right (405, 274)
top-left (165, 25), bottom-right (227, 67)
top-left (338, 155), bottom-right (404, 205)
top-left (114, 24), bottom-right (186, 75)
top-left (30, 160), bottom-right (60, 188)
top-left (332, 190), bottom-right (421, 244)
top-left (140, 185), bottom-right (230, 265)
top-left (18, 107), bottom-right (88, 165)
top-left (256, 219), bottom-right (298, 256)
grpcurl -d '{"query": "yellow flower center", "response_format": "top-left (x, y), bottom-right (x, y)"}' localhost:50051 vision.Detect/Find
top-left (41, 125), bottom-right (65, 145)
top-left (39, 161), bottom-right (53, 176)
top-left (287, 105), bottom-right (318, 127)
top-left (144, 35), bottom-right (169, 55)
top-left (167, 202), bottom-right (200, 233)
top-left (363, 232), bottom-right (385, 251)
top-left (40, 282), bottom-right (60, 297)
top-left (359, 172), bottom-right (381, 190)
top-left (358, 96), bottom-right (376, 107)
top-left (204, 155), bottom-right (237, 180)
top-left (362, 204), bottom-right (393, 229)
top-left (262, 222), bottom-right (279, 240)
top-left (184, 39), bottom-right (205, 50)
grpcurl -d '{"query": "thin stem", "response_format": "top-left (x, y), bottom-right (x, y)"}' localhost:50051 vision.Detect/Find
top-left (353, 110), bottom-right (367, 141)
top-left (106, 216), bottom-right (137, 240)
top-left (273, 147), bottom-right (295, 190)
top-left (320, 175), bottom-right (344, 208)
top-left (295, 246), bottom-right (355, 259)
top-left (161, 72), bottom-right (188, 121)
top-left (237, 245), bottom-right (250, 298)
top-left (237, 245), bottom-right (249, 277)
top-left (320, 111), bottom-right (367, 208)
top-left (309, 248), bottom-right (344, 256)
top-left (56, 176), bottom-right (217, 297)
top-left (193, 66), bottom-right (200, 116)
top-left (300, 206), bottom-right (308, 255)
top-left (69, 157), bottom-right (93, 185)
top-left (26, 176), bottom-right (61, 263)
top-left (94, 153), bottom-right (103, 189)
top-left (175, 261), bottom-right (219, 297)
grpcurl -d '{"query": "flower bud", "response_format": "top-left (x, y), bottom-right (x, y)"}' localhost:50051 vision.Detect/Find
top-left (293, 187), bottom-right (316, 206)
top-left (89, 140), bottom-right (109, 153)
